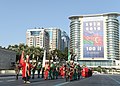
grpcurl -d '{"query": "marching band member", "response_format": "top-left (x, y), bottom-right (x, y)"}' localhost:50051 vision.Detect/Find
top-left (20, 51), bottom-right (34, 84)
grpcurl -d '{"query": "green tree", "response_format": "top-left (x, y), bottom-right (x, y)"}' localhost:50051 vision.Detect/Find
top-left (7, 44), bottom-right (43, 63)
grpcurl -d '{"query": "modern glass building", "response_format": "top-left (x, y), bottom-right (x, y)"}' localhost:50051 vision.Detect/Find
top-left (61, 31), bottom-right (70, 51)
top-left (69, 12), bottom-right (120, 67)
top-left (45, 28), bottom-right (61, 51)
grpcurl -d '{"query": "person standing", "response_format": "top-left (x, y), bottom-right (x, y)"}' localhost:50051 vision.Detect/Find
top-left (55, 64), bottom-right (59, 79)
top-left (60, 64), bottom-right (65, 79)
top-left (77, 63), bottom-right (81, 80)
top-left (44, 62), bottom-right (50, 80)
top-left (73, 64), bottom-right (78, 80)
top-left (32, 62), bottom-right (37, 79)
top-left (37, 62), bottom-right (42, 78)
top-left (50, 62), bottom-right (55, 79)
top-left (20, 52), bottom-right (34, 84)
top-left (42, 67), bottom-right (44, 78)
top-left (14, 61), bottom-right (21, 80)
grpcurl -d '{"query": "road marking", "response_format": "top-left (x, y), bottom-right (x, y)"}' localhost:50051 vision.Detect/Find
top-left (108, 76), bottom-right (120, 84)
top-left (7, 80), bottom-right (16, 82)
top-left (54, 82), bottom-right (69, 86)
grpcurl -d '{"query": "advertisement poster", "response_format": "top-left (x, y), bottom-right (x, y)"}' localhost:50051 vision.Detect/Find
top-left (83, 20), bottom-right (104, 58)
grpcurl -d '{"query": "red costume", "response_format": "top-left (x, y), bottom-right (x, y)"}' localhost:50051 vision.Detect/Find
top-left (20, 51), bottom-right (33, 83)
top-left (69, 68), bottom-right (74, 81)
top-left (20, 61), bottom-right (33, 78)
top-left (82, 67), bottom-right (88, 78)
top-left (44, 63), bottom-right (50, 80)
top-left (60, 65), bottom-right (65, 78)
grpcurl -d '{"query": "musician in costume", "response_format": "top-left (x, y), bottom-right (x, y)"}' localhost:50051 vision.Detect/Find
top-left (37, 62), bottom-right (42, 78)
top-left (44, 62), bottom-right (50, 80)
top-left (60, 64), bottom-right (65, 78)
top-left (20, 52), bottom-right (34, 84)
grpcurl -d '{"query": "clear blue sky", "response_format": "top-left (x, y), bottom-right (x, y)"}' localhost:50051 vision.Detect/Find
top-left (0, 0), bottom-right (120, 47)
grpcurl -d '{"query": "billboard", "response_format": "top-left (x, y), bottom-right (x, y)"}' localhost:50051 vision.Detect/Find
top-left (83, 19), bottom-right (104, 58)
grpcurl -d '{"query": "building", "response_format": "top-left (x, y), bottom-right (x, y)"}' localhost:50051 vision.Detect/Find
top-left (69, 12), bottom-right (120, 67)
top-left (61, 31), bottom-right (70, 51)
top-left (0, 48), bottom-right (16, 70)
top-left (45, 28), bottom-right (61, 51)
top-left (26, 28), bottom-right (49, 51)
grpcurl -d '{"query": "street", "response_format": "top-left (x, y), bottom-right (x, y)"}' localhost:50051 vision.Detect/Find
top-left (0, 74), bottom-right (120, 86)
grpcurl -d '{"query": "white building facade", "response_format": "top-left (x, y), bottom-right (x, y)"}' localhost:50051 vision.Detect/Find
top-left (26, 28), bottom-right (49, 51)
top-left (69, 13), bottom-right (120, 67)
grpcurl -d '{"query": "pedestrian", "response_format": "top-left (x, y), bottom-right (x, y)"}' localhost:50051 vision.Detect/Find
top-left (65, 68), bottom-right (70, 82)
top-left (60, 64), bottom-right (65, 78)
top-left (73, 63), bottom-right (78, 80)
top-left (55, 64), bottom-right (59, 79)
top-left (20, 52), bottom-right (34, 84)
top-left (65, 63), bottom-right (70, 82)
top-left (42, 67), bottom-right (45, 78)
top-left (14, 61), bottom-right (21, 80)
top-left (44, 62), bottom-right (50, 80)
top-left (37, 62), bottom-right (42, 78)
top-left (69, 68), bottom-right (74, 81)
top-left (32, 62), bottom-right (37, 79)
top-left (69, 62), bottom-right (74, 81)
top-left (77, 63), bottom-right (81, 80)
top-left (50, 62), bottom-right (54, 79)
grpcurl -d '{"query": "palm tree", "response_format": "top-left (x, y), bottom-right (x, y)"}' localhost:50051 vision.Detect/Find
top-left (7, 44), bottom-right (44, 63)
top-left (34, 47), bottom-right (43, 62)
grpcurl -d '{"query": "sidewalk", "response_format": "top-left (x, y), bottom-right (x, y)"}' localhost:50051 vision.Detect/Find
top-left (0, 74), bottom-right (16, 77)
top-left (0, 70), bottom-right (42, 77)
top-left (0, 70), bottom-right (16, 77)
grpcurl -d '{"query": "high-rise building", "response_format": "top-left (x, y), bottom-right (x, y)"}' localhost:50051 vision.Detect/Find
top-left (45, 28), bottom-right (61, 51)
top-left (26, 28), bottom-right (49, 51)
top-left (69, 12), bottom-right (120, 67)
top-left (61, 31), bottom-right (70, 51)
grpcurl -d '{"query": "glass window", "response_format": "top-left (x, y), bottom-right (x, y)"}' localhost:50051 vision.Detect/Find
top-left (30, 31), bottom-right (41, 36)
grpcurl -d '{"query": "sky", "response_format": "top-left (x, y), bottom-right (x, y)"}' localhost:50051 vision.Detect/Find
top-left (0, 0), bottom-right (120, 47)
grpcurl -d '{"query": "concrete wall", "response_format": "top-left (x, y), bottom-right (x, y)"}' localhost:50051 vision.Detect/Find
top-left (0, 48), bottom-right (16, 70)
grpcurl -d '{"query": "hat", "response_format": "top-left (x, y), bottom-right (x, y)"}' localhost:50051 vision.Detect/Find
top-left (26, 55), bottom-right (29, 61)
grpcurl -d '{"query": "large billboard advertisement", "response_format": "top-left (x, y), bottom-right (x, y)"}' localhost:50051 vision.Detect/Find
top-left (83, 18), bottom-right (104, 58)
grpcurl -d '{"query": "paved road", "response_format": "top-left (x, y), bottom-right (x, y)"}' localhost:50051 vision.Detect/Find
top-left (0, 74), bottom-right (120, 86)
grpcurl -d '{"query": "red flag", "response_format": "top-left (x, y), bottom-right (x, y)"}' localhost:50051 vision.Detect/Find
top-left (20, 51), bottom-right (24, 65)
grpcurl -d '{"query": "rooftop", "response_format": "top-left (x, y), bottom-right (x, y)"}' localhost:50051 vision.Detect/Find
top-left (69, 12), bottom-right (120, 19)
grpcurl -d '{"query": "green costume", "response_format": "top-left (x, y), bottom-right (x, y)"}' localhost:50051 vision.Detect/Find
top-left (73, 65), bottom-right (78, 80)
top-left (37, 63), bottom-right (42, 78)
top-left (50, 63), bottom-right (55, 79)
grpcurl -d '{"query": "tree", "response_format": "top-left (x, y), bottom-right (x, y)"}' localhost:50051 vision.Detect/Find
top-left (7, 44), bottom-right (44, 63)
top-left (51, 48), bottom-right (68, 62)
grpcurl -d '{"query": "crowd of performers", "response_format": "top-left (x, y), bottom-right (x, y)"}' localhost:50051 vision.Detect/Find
top-left (43, 61), bottom-right (93, 82)
top-left (16, 51), bottom-right (93, 84)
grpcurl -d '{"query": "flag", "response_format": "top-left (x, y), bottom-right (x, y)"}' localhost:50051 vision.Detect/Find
top-left (42, 49), bottom-right (46, 67)
top-left (20, 51), bottom-right (24, 65)
top-left (68, 51), bottom-right (71, 61)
